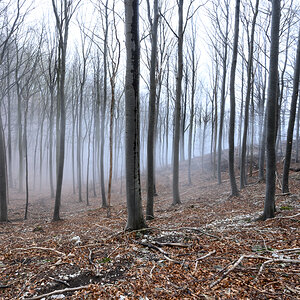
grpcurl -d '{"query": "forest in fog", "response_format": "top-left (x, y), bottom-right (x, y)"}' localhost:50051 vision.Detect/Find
top-left (0, 0), bottom-right (300, 227)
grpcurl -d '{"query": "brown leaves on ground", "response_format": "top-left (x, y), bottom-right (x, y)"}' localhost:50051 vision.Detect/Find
top-left (0, 159), bottom-right (299, 299)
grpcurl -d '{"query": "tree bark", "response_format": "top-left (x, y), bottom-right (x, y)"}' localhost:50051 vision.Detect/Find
top-left (228, 0), bottom-right (240, 197)
top-left (124, 0), bottom-right (146, 230)
top-left (261, 0), bottom-right (281, 221)
top-left (0, 115), bottom-right (8, 222)
top-left (146, 0), bottom-right (159, 220)
top-left (172, 0), bottom-right (183, 205)
top-left (240, 0), bottom-right (259, 188)
top-left (282, 26), bottom-right (300, 193)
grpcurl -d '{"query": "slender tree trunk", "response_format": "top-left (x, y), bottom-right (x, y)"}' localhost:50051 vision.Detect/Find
top-left (282, 26), bottom-right (300, 193)
top-left (260, 0), bottom-right (281, 221)
top-left (188, 52), bottom-right (196, 185)
top-left (6, 54), bottom-right (12, 188)
top-left (49, 89), bottom-right (55, 198)
top-left (217, 4), bottom-right (229, 185)
top-left (240, 0), bottom-right (259, 188)
top-left (53, 0), bottom-right (71, 221)
top-left (146, 0), bottom-right (158, 220)
top-left (0, 115), bottom-right (8, 222)
top-left (228, 0), bottom-right (240, 197)
top-left (296, 94), bottom-right (300, 162)
top-left (172, 0), bottom-right (183, 205)
top-left (24, 105), bottom-right (29, 220)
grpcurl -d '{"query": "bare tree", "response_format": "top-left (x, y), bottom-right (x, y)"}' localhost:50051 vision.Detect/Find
top-left (124, 0), bottom-right (146, 230)
top-left (259, 0), bottom-right (281, 221)
top-left (172, 0), bottom-right (184, 205)
top-left (146, 0), bottom-right (159, 220)
top-left (52, 0), bottom-right (79, 221)
top-left (240, 0), bottom-right (259, 188)
top-left (282, 26), bottom-right (300, 193)
top-left (228, 0), bottom-right (240, 197)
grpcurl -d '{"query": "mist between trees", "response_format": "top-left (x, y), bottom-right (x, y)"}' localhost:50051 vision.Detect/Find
top-left (0, 0), bottom-right (299, 227)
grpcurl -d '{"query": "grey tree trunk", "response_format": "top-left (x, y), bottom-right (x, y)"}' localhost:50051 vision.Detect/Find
top-left (52, 0), bottom-right (72, 221)
top-left (172, 0), bottom-right (183, 205)
top-left (0, 115), bottom-right (8, 222)
top-left (124, 0), bottom-right (146, 230)
top-left (260, 0), bottom-right (281, 221)
top-left (188, 34), bottom-right (197, 185)
top-left (100, 0), bottom-right (109, 208)
top-left (282, 26), bottom-right (300, 193)
top-left (217, 3), bottom-right (229, 185)
top-left (240, 0), bottom-right (259, 188)
top-left (146, 0), bottom-right (159, 220)
top-left (228, 0), bottom-right (240, 197)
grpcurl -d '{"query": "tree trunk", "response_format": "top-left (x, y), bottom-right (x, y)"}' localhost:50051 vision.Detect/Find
top-left (282, 26), bottom-right (300, 193)
top-left (172, 0), bottom-right (183, 205)
top-left (0, 115), bottom-right (8, 222)
top-left (261, 0), bottom-right (281, 221)
top-left (217, 3), bottom-right (229, 185)
top-left (240, 0), bottom-right (259, 188)
top-left (228, 0), bottom-right (240, 197)
top-left (124, 0), bottom-right (146, 230)
top-left (52, 0), bottom-right (71, 221)
top-left (146, 0), bottom-right (159, 220)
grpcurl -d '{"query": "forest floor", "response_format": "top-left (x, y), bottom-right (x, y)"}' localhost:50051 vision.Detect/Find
top-left (0, 156), bottom-right (300, 299)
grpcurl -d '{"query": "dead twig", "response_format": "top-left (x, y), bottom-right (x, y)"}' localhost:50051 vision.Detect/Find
top-left (196, 250), bottom-right (216, 261)
top-left (88, 248), bottom-right (94, 265)
top-left (280, 212), bottom-right (300, 219)
top-left (286, 285), bottom-right (300, 295)
top-left (14, 247), bottom-right (66, 257)
top-left (139, 242), bottom-right (181, 264)
top-left (210, 254), bottom-right (300, 287)
top-left (24, 285), bottom-right (90, 300)
top-left (194, 250), bottom-right (216, 273)
top-left (153, 241), bottom-right (191, 248)
top-left (210, 254), bottom-right (245, 288)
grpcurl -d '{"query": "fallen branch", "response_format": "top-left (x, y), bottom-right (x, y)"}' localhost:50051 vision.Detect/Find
top-left (14, 247), bottom-right (66, 257)
top-left (275, 247), bottom-right (300, 253)
top-left (194, 250), bottom-right (216, 273)
top-left (286, 285), bottom-right (300, 295)
top-left (280, 212), bottom-right (300, 219)
top-left (139, 242), bottom-right (181, 264)
top-left (210, 255), bottom-right (245, 288)
top-left (153, 241), bottom-right (191, 248)
top-left (24, 285), bottom-right (90, 300)
top-left (210, 254), bottom-right (300, 287)
top-left (196, 250), bottom-right (216, 261)
top-left (88, 249), bottom-right (94, 265)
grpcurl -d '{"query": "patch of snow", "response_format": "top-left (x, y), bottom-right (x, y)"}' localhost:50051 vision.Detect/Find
top-left (50, 295), bottom-right (65, 299)
top-left (70, 236), bottom-right (81, 245)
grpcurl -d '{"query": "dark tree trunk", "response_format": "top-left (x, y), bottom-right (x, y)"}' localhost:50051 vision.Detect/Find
top-left (282, 27), bottom-right (300, 193)
top-left (52, 0), bottom-right (71, 221)
top-left (172, 0), bottom-right (183, 205)
top-left (0, 115), bottom-right (8, 222)
top-left (228, 0), bottom-right (240, 197)
top-left (124, 0), bottom-right (146, 230)
top-left (260, 0), bottom-right (281, 221)
top-left (146, 0), bottom-right (159, 220)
